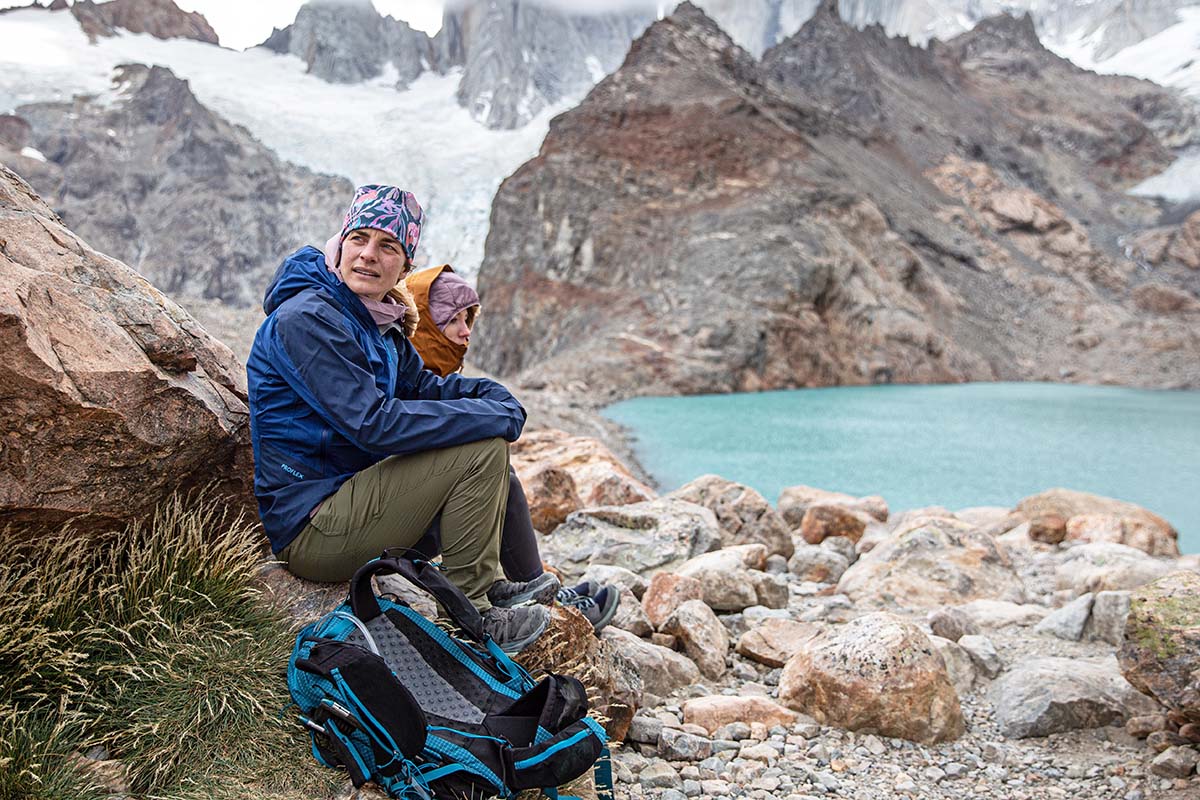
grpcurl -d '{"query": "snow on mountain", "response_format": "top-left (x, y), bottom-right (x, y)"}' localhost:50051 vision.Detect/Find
top-left (0, 5), bottom-right (564, 280)
top-left (1060, 6), bottom-right (1200, 203)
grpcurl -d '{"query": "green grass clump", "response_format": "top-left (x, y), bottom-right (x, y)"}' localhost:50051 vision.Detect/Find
top-left (0, 494), bottom-right (339, 800)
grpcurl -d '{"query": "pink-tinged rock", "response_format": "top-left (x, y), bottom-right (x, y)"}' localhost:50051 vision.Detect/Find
top-left (669, 474), bottom-right (793, 557)
top-left (836, 516), bottom-right (1025, 608)
top-left (736, 618), bottom-right (819, 668)
top-left (1118, 571), bottom-right (1200, 724)
top-left (643, 572), bottom-right (704, 630)
top-left (518, 464), bottom-right (581, 533)
top-left (1017, 489), bottom-right (1178, 555)
top-left (778, 485), bottom-right (889, 527)
top-left (778, 612), bottom-right (964, 743)
top-left (1065, 513), bottom-right (1180, 557)
top-left (661, 599), bottom-right (730, 679)
top-left (511, 428), bottom-right (654, 522)
top-left (682, 696), bottom-right (797, 734)
top-left (800, 505), bottom-right (869, 545)
top-left (0, 164), bottom-right (253, 534)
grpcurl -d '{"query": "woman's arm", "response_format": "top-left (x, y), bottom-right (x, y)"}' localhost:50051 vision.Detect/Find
top-left (270, 299), bottom-right (524, 455)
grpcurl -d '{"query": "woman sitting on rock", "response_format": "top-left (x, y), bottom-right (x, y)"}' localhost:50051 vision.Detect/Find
top-left (395, 262), bottom-right (621, 634)
top-left (247, 184), bottom-right (548, 653)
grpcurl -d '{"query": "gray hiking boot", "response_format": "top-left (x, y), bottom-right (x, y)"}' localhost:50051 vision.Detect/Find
top-left (481, 604), bottom-right (551, 654)
top-left (486, 572), bottom-right (561, 608)
top-left (560, 586), bottom-right (620, 633)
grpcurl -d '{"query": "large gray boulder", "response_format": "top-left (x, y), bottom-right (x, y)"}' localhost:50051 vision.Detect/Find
top-left (989, 656), bottom-right (1157, 738)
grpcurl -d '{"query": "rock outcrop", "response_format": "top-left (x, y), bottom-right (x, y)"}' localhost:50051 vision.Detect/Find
top-left (5, 64), bottom-right (349, 307)
top-left (261, 0), bottom-right (653, 129)
top-left (0, 164), bottom-right (253, 533)
top-left (1118, 571), bottom-right (1200, 724)
top-left (70, 0), bottom-right (218, 44)
top-left (474, 3), bottom-right (1200, 399)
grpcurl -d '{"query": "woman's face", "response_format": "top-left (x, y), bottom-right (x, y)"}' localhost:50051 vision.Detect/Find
top-left (442, 309), bottom-right (472, 346)
top-left (338, 227), bottom-right (408, 301)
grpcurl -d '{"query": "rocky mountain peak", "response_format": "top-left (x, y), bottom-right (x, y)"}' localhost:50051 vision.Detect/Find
top-left (70, 0), bottom-right (219, 45)
top-left (6, 63), bottom-right (349, 306)
top-left (265, 0), bottom-right (431, 87)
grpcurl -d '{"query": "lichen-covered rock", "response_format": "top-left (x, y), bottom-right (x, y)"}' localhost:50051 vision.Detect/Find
top-left (682, 696), bottom-right (797, 734)
top-left (669, 475), bottom-right (793, 557)
top-left (1118, 571), bottom-right (1200, 724)
top-left (836, 516), bottom-right (1025, 608)
top-left (661, 599), bottom-right (730, 679)
top-left (540, 498), bottom-right (720, 579)
top-left (778, 612), bottom-right (964, 743)
top-left (990, 656), bottom-right (1157, 738)
top-left (0, 164), bottom-right (253, 534)
top-left (1054, 542), bottom-right (1175, 596)
top-left (1017, 489), bottom-right (1179, 556)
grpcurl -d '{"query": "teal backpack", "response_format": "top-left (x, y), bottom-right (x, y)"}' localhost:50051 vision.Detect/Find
top-left (287, 555), bottom-right (612, 799)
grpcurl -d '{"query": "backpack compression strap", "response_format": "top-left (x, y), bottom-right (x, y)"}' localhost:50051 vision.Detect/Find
top-left (350, 555), bottom-right (485, 641)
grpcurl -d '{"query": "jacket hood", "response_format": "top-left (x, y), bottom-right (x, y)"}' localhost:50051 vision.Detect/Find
top-left (264, 247), bottom-right (377, 334)
top-left (405, 264), bottom-right (469, 378)
top-left (264, 246), bottom-right (342, 316)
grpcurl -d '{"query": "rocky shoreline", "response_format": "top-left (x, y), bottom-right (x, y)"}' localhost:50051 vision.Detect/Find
top-left (494, 431), bottom-right (1200, 800)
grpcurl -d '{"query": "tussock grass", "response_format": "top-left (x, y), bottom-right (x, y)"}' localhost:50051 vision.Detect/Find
top-left (0, 494), bottom-right (338, 800)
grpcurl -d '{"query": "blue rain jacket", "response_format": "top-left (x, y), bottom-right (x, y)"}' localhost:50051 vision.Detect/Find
top-left (247, 246), bottom-right (526, 553)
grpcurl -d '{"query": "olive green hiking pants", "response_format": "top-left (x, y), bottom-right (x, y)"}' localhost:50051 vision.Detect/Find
top-left (281, 437), bottom-right (509, 611)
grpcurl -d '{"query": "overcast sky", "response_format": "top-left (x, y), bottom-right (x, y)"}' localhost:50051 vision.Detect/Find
top-left (0, 0), bottom-right (666, 51)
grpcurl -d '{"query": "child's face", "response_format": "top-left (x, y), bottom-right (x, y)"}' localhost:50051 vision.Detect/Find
top-left (442, 309), bottom-right (472, 346)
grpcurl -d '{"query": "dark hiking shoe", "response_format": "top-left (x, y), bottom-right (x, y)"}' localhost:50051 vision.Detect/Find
top-left (561, 586), bottom-right (620, 633)
top-left (555, 580), bottom-right (598, 604)
top-left (487, 573), bottom-right (561, 608)
top-left (482, 604), bottom-right (551, 654)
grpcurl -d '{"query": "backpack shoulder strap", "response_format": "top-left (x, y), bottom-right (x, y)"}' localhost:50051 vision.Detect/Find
top-left (350, 555), bottom-right (485, 641)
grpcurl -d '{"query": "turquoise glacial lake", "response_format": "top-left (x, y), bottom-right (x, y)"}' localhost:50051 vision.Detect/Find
top-left (603, 383), bottom-right (1200, 554)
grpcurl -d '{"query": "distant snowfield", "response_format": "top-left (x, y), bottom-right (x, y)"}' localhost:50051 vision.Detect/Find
top-left (0, 7), bottom-right (568, 280)
top-left (1053, 7), bottom-right (1200, 204)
